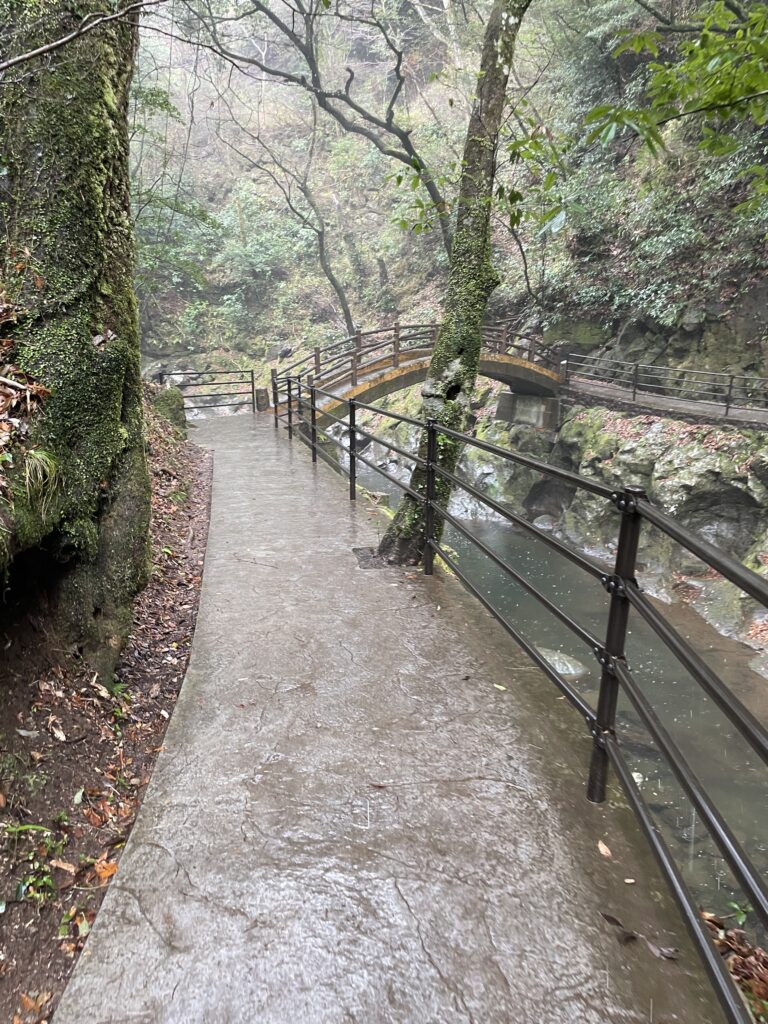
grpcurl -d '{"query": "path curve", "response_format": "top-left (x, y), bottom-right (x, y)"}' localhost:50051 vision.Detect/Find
top-left (55, 415), bottom-right (724, 1024)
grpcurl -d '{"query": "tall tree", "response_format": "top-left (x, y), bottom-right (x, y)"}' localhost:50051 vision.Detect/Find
top-left (0, 0), bottom-right (150, 676)
top-left (378, 0), bottom-right (534, 563)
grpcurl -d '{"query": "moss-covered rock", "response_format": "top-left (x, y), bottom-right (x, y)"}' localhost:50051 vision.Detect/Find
top-left (152, 387), bottom-right (187, 436)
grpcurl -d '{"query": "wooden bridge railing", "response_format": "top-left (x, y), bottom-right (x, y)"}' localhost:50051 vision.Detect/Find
top-left (274, 321), bottom-right (558, 396)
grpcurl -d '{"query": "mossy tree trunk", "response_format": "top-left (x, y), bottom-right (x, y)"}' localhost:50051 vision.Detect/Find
top-left (0, 1), bottom-right (150, 676)
top-left (379, 0), bottom-right (533, 563)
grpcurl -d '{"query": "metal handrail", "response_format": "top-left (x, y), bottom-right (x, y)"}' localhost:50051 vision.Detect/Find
top-left (276, 374), bottom-right (768, 1024)
top-left (564, 351), bottom-right (768, 415)
top-left (160, 369), bottom-right (256, 413)
top-left (273, 322), bottom-right (560, 393)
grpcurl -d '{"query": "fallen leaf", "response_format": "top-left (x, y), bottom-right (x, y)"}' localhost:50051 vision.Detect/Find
top-left (94, 858), bottom-right (118, 881)
top-left (601, 912), bottom-right (625, 928)
top-left (644, 938), bottom-right (679, 960)
top-left (90, 678), bottom-right (111, 700)
top-left (0, 791), bottom-right (6, 808)
top-left (598, 840), bottom-right (612, 858)
top-left (47, 716), bottom-right (66, 741)
top-left (83, 807), bottom-right (102, 828)
top-left (50, 859), bottom-right (77, 875)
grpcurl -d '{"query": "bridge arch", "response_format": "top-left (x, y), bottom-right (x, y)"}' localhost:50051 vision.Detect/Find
top-left (314, 352), bottom-right (560, 424)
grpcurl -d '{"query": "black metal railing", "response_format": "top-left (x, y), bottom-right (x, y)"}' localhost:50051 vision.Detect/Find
top-left (274, 371), bottom-right (768, 1024)
top-left (563, 351), bottom-right (768, 416)
top-left (159, 369), bottom-right (256, 413)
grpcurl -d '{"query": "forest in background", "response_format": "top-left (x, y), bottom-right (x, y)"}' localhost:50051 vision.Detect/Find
top-left (133, 0), bottom-right (768, 383)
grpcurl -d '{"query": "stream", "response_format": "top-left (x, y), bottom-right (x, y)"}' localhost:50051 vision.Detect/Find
top-left (350, 444), bottom-right (768, 937)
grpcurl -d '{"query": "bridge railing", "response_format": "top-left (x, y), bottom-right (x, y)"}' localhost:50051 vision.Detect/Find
top-left (564, 351), bottom-right (768, 415)
top-left (273, 322), bottom-right (558, 397)
top-left (275, 373), bottom-right (768, 1024)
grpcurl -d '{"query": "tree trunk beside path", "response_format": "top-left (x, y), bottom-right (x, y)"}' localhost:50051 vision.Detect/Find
top-left (0, 2), bottom-right (150, 676)
top-left (378, 0), bottom-right (533, 564)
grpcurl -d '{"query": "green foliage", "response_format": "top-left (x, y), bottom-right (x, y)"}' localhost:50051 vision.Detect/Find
top-left (23, 447), bottom-right (58, 518)
top-left (2, 822), bottom-right (66, 905)
top-left (586, 3), bottom-right (768, 175)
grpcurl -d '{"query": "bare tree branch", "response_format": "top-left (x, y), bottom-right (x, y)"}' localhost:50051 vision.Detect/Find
top-left (0, 0), bottom-right (169, 75)
top-left (175, 0), bottom-right (455, 254)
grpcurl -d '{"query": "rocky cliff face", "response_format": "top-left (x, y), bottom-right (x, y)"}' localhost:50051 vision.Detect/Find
top-left (536, 278), bottom-right (768, 379)
top-left (458, 401), bottom-right (768, 659)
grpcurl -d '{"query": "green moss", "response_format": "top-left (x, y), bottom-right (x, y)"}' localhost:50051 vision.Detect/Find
top-left (0, 1), bottom-right (150, 675)
top-left (152, 387), bottom-right (187, 435)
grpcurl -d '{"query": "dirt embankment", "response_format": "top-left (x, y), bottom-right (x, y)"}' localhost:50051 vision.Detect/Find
top-left (0, 389), bottom-right (212, 1023)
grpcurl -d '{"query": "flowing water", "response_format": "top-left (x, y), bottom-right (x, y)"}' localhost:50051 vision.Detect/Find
top-left (352, 448), bottom-right (768, 938)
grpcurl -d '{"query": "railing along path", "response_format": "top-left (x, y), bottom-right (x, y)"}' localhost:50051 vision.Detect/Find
top-left (271, 368), bottom-right (768, 1024)
top-left (269, 321), bottom-right (768, 421)
top-left (563, 351), bottom-right (768, 418)
top-left (162, 321), bottom-right (768, 423)
top-left (159, 369), bottom-right (257, 413)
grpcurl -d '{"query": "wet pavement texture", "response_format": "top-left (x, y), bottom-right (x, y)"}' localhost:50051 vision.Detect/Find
top-left (55, 415), bottom-right (725, 1024)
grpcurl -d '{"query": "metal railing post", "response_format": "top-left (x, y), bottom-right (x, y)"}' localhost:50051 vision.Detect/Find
top-left (296, 376), bottom-right (303, 425)
top-left (393, 322), bottom-right (400, 368)
top-left (352, 330), bottom-right (362, 387)
top-left (561, 357), bottom-right (570, 385)
top-left (500, 325), bottom-right (508, 353)
top-left (587, 485), bottom-right (646, 804)
top-left (271, 369), bottom-right (278, 428)
top-left (632, 362), bottom-right (639, 400)
top-left (309, 382), bottom-right (318, 464)
top-left (423, 420), bottom-right (438, 575)
top-left (725, 374), bottom-right (734, 415)
top-left (250, 369), bottom-right (256, 414)
top-left (348, 399), bottom-right (357, 500)
top-left (314, 346), bottom-right (322, 376)
top-left (287, 378), bottom-right (293, 440)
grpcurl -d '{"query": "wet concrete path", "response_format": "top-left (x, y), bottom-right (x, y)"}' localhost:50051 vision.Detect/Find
top-left (56, 415), bottom-right (724, 1024)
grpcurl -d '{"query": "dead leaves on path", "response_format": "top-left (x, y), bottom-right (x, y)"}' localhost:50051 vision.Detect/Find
top-left (702, 911), bottom-right (768, 1019)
